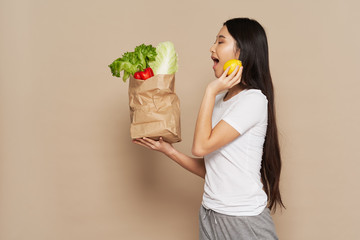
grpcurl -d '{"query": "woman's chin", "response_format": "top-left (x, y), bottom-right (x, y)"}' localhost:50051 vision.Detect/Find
top-left (213, 68), bottom-right (221, 78)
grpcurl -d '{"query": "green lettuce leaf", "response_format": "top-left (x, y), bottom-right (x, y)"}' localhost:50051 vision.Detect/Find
top-left (108, 44), bottom-right (157, 82)
top-left (134, 44), bottom-right (157, 69)
top-left (149, 41), bottom-right (178, 75)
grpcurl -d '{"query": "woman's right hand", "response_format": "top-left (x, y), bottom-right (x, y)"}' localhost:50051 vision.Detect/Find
top-left (132, 137), bottom-right (175, 156)
top-left (133, 137), bottom-right (206, 179)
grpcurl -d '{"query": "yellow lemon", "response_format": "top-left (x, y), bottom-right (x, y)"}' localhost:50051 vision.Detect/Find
top-left (223, 59), bottom-right (242, 76)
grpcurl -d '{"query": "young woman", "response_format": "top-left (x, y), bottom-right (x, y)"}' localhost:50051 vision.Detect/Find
top-left (133, 17), bottom-right (284, 240)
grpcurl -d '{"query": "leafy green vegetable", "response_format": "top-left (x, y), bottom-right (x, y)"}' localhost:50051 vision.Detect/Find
top-left (108, 44), bottom-right (157, 82)
top-left (149, 41), bottom-right (178, 75)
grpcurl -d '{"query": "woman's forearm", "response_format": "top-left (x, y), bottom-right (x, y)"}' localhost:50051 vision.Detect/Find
top-left (164, 148), bottom-right (206, 179)
top-left (192, 88), bottom-right (216, 156)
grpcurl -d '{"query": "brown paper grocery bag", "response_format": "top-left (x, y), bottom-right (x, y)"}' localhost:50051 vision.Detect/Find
top-left (128, 74), bottom-right (181, 143)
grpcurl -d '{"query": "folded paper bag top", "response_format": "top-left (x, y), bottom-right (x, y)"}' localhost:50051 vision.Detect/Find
top-left (128, 74), bottom-right (181, 143)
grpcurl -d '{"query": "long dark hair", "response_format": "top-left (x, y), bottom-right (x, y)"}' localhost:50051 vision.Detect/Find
top-left (224, 18), bottom-right (285, 212)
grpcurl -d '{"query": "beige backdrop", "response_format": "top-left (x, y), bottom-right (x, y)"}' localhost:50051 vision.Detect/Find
top-left (1, 0), bottom-right (359, 239)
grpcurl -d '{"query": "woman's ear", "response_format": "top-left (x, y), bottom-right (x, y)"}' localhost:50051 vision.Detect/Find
top-left (235, 48), bottom-right (241, 60)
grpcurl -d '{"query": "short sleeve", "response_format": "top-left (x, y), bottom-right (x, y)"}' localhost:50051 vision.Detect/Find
top-left (222, 92), bottom-right (268, 135)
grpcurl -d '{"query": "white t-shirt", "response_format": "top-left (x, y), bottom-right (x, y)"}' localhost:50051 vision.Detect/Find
top-left (202, 88), bottom-right (268, 216)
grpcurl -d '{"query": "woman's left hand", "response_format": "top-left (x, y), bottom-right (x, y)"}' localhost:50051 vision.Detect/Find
top-left (207, 65), bottom-right (243, 95)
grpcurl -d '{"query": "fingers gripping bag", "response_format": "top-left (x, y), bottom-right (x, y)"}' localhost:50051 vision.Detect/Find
top-left (108, 41), bottom-right (181, 143)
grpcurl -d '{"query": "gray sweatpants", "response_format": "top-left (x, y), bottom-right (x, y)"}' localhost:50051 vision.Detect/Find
top-left (199, 205), bottom-right (279, 240)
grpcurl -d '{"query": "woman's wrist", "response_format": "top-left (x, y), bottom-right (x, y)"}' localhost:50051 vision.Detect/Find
top-left (164, 146), bottom-right (178, 159)
top-left (205, 85), bottom-right (218, 98)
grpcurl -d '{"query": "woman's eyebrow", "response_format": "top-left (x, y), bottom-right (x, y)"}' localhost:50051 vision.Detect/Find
top-left (216, 35), bottom-right (226, 39)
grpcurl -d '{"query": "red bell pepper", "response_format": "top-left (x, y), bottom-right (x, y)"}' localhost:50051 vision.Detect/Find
top-left (134, 72), bottom-right (142, 79)
top-left (134, 67), bottom-right (154, 80)
top-left (147, 67), bottom-right (154, 76)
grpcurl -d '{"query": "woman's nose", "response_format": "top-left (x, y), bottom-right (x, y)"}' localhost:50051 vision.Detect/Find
top-left (210, 45), bottom-right (215, 53)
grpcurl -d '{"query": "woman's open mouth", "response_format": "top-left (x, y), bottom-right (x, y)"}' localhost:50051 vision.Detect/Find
top-left (211, 56), bottom-right (219, 69)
